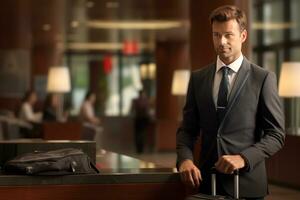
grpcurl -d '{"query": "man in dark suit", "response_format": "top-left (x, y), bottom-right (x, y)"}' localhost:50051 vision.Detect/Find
top-left (176, 5), bottom-right (285, 200)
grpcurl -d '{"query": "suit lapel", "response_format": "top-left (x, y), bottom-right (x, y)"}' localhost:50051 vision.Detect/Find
top-left (206, 63), bottom-right (217, 116)
top-left (228, 58), bottom-right (250, 105)
top-left (218, 58), bottom-right (251, 131)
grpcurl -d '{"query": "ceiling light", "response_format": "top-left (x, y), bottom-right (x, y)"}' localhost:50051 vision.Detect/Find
top-left (252, 22), bottom-right (296, 30)
top-left (71, 21), bottom-right (79, 28)
top-left (86, 1), bottom-right (94, 8)
top-left (67, 42), bottom-right (154, 51)
top-left (42, 24), bottom-right (51, 31)
top-left (106, 1), bottom-right (119, 9)
top-left (87, 20), bottom-right (188, 30)
top-left (140, 64), bottom-right (148, 79)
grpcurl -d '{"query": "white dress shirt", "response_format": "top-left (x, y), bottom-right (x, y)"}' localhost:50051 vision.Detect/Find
top-left (19, 102), bottom-right (42, 123)
top-left (213, 54), bottom-right (244, 108)
top-left (80, 101), bottom-right (96, 122)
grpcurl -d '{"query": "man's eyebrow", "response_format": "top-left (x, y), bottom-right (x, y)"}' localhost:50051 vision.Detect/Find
top-left (212, 31), bottom-right (235, 34)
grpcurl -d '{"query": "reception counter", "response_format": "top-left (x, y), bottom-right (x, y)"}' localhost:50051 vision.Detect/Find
top-left (0, 148), bottom-right (186, 200)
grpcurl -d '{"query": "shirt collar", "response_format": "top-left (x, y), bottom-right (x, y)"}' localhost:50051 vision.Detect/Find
top-left (216, 54), bottom-right (244, 73)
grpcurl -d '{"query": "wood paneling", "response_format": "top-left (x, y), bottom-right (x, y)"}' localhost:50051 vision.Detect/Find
top-left (31, 0), bottom-right (66, 76)
top-left (0, 97), bottom-right (20, 112)
top-left (267, 135), bottom-right (300, 189)
top-left (0, 182), bottom-right (186, 200)
top-left (189, 0), bottom-right (250, 70)
top-left (42, 121), bottom-right (82, 140)
top-left (155, 119), bottom-right (179, 151)
top-left (0, 0), bottom-right (31, 49)
top-left (0, 0), bottom-right (65, 106)
top-left (155, 41), bottom-right (189, 151)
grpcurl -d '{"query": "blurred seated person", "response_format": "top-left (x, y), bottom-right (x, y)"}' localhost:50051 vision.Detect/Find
top-left (17, 90), bottom-right (42, 137)
top-left (79, 91), bottom-right (103, 143)
top-left (43, 93), bottom-right (68, 122)
top-left (18, 90), bottom-right (42, 123)
top-left (80, 91), bottom-right (101, 125)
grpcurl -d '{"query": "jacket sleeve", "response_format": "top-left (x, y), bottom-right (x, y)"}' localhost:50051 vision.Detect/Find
top-left (240, 71), bottom-right (285, 172)
top-left (176, 73), bottom-right (201, 168)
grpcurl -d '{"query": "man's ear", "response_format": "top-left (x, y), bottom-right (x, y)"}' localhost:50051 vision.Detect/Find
top-left (241, 29), bottom-right (247, 43)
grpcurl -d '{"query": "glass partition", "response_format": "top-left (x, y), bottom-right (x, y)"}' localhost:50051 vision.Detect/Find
top-left (67, 52), bottom-right (155, 117)
top-left (252, 0), bottom-right (300, 135)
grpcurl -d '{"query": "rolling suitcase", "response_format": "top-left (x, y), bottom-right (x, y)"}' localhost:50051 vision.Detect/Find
top-left (185, 169), bottom-right (244, 200)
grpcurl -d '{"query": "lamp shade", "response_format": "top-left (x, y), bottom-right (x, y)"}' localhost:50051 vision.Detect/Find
top-left (171, 69), bottom-right (190, 95)
top-left (279, 62), bottom-right (300, 97)
top-left (148, 63), bottom-right (156, 79)
top-left (47, 66), bottom-right (71, 93)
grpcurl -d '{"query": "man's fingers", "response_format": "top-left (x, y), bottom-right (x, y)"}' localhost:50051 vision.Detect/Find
top-left (180, 168), bottom-right (201, 188)
top-left (222, 159), bottom-right (231, 174)
top-left (215, 157), bottom-right (225, 173)
top-left (215, 155), bottom-right (243, 174)
top-left (197, 168), bottom-right (203, 181)
top-left (215, 159), bottom-right (221, 168)
top-left (180, 170), bottom-right (186, 182)
top-left (180, 170), bottom-right (194, 187)
top-left (178, 160), bottom-right (202, 188)
top-left (191, 169), bottom-right (200, 187)
top-left (215, 156), bottom-right (229, 174)
top-left (187, 171), bottom-right (195, 187)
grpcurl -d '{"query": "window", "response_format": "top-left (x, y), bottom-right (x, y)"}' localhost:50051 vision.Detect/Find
top-left (67, 52), bottom-right (155, 117)
top-left (252, 0), bottom-right (300, 135)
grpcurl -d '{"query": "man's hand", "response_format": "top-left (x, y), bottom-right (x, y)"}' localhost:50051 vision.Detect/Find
top-left (179, 160), bottom-right (202, 188)
top-left (215, 155), bottom-right (245, 174)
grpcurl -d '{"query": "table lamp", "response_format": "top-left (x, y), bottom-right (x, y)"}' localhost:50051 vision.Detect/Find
top-left (278, 62), bottom-right (300, 135)
top-left (171, 69), bottom-right (190, 96)
top-left (171, 69), bottom-right (190, 120)
top-left (47, 66), bottom-right (71, 121)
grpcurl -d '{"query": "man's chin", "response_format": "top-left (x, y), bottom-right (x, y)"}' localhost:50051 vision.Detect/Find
top-left (218, 55), bottom-right (233, 63)
top-left (219, 54), bottom-right (230, 60)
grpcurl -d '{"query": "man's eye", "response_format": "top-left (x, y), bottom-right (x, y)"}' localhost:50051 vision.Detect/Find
top-left (225, 34), bottom-right (234, 38)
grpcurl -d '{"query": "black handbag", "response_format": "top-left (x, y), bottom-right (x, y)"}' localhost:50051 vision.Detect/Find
top-left (3, 148), bottom-right (99, 175)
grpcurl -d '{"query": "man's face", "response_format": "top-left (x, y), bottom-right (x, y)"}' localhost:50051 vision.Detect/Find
top-left (212, 19), bottom-right (247, 64)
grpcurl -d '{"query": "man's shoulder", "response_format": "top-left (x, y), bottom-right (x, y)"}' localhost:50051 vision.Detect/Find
top-left (248, 61), bottom-right (271, 76)
top-left (243, 58), bottom-right (271, 75)
top-left (244, 60), bottom-right (277, 83)
top-left (191, 63), bottom-right (215, 76)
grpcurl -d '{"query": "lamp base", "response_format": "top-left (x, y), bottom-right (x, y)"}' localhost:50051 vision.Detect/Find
top-left (56, 93), bottom-right (65, 122)
top-left (287, 127), bottom-right (300, 135)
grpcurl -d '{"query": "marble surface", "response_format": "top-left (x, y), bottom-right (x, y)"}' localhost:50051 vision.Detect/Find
top-left (96, 149), bottom-right (176, 174)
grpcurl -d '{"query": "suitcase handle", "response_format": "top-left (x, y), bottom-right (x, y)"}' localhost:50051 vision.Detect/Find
top-left (211, 167), bottom-right (239, 200)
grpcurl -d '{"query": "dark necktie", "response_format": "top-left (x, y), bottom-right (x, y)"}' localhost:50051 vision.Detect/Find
top-left (217, 66), bottom-right (229, 125)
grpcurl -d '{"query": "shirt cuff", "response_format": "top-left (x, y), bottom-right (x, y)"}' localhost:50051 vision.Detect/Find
top-left (239, 153), bottom-right (250, 172)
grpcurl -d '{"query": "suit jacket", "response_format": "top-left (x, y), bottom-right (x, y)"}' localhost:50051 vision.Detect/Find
top-left (176, 58), bottom-right (285, 198)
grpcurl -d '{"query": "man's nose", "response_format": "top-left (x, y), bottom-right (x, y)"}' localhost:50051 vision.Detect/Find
top-left (220, 35), bottom-right (227, 45)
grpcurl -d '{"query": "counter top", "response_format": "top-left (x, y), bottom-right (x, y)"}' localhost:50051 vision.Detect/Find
top-left (0, 148), bottom-right (180, 186)
top-left (95, 149), bottom-right (176, 173)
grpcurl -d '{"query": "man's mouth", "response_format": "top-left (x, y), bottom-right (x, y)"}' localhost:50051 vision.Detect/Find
top-left (219, 47), bottom-right (230, 52)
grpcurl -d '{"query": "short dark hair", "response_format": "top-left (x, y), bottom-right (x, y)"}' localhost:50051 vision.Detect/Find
top-left (21, 90), bottom-right (36, 103)
top-left (209, 5), bottom-right (247, 31)
top-left (84, 90), bottom-right (96, 101)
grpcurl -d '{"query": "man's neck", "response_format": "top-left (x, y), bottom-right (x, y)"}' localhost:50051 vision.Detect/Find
top-left (219, 53), bottom-right (242, 65)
